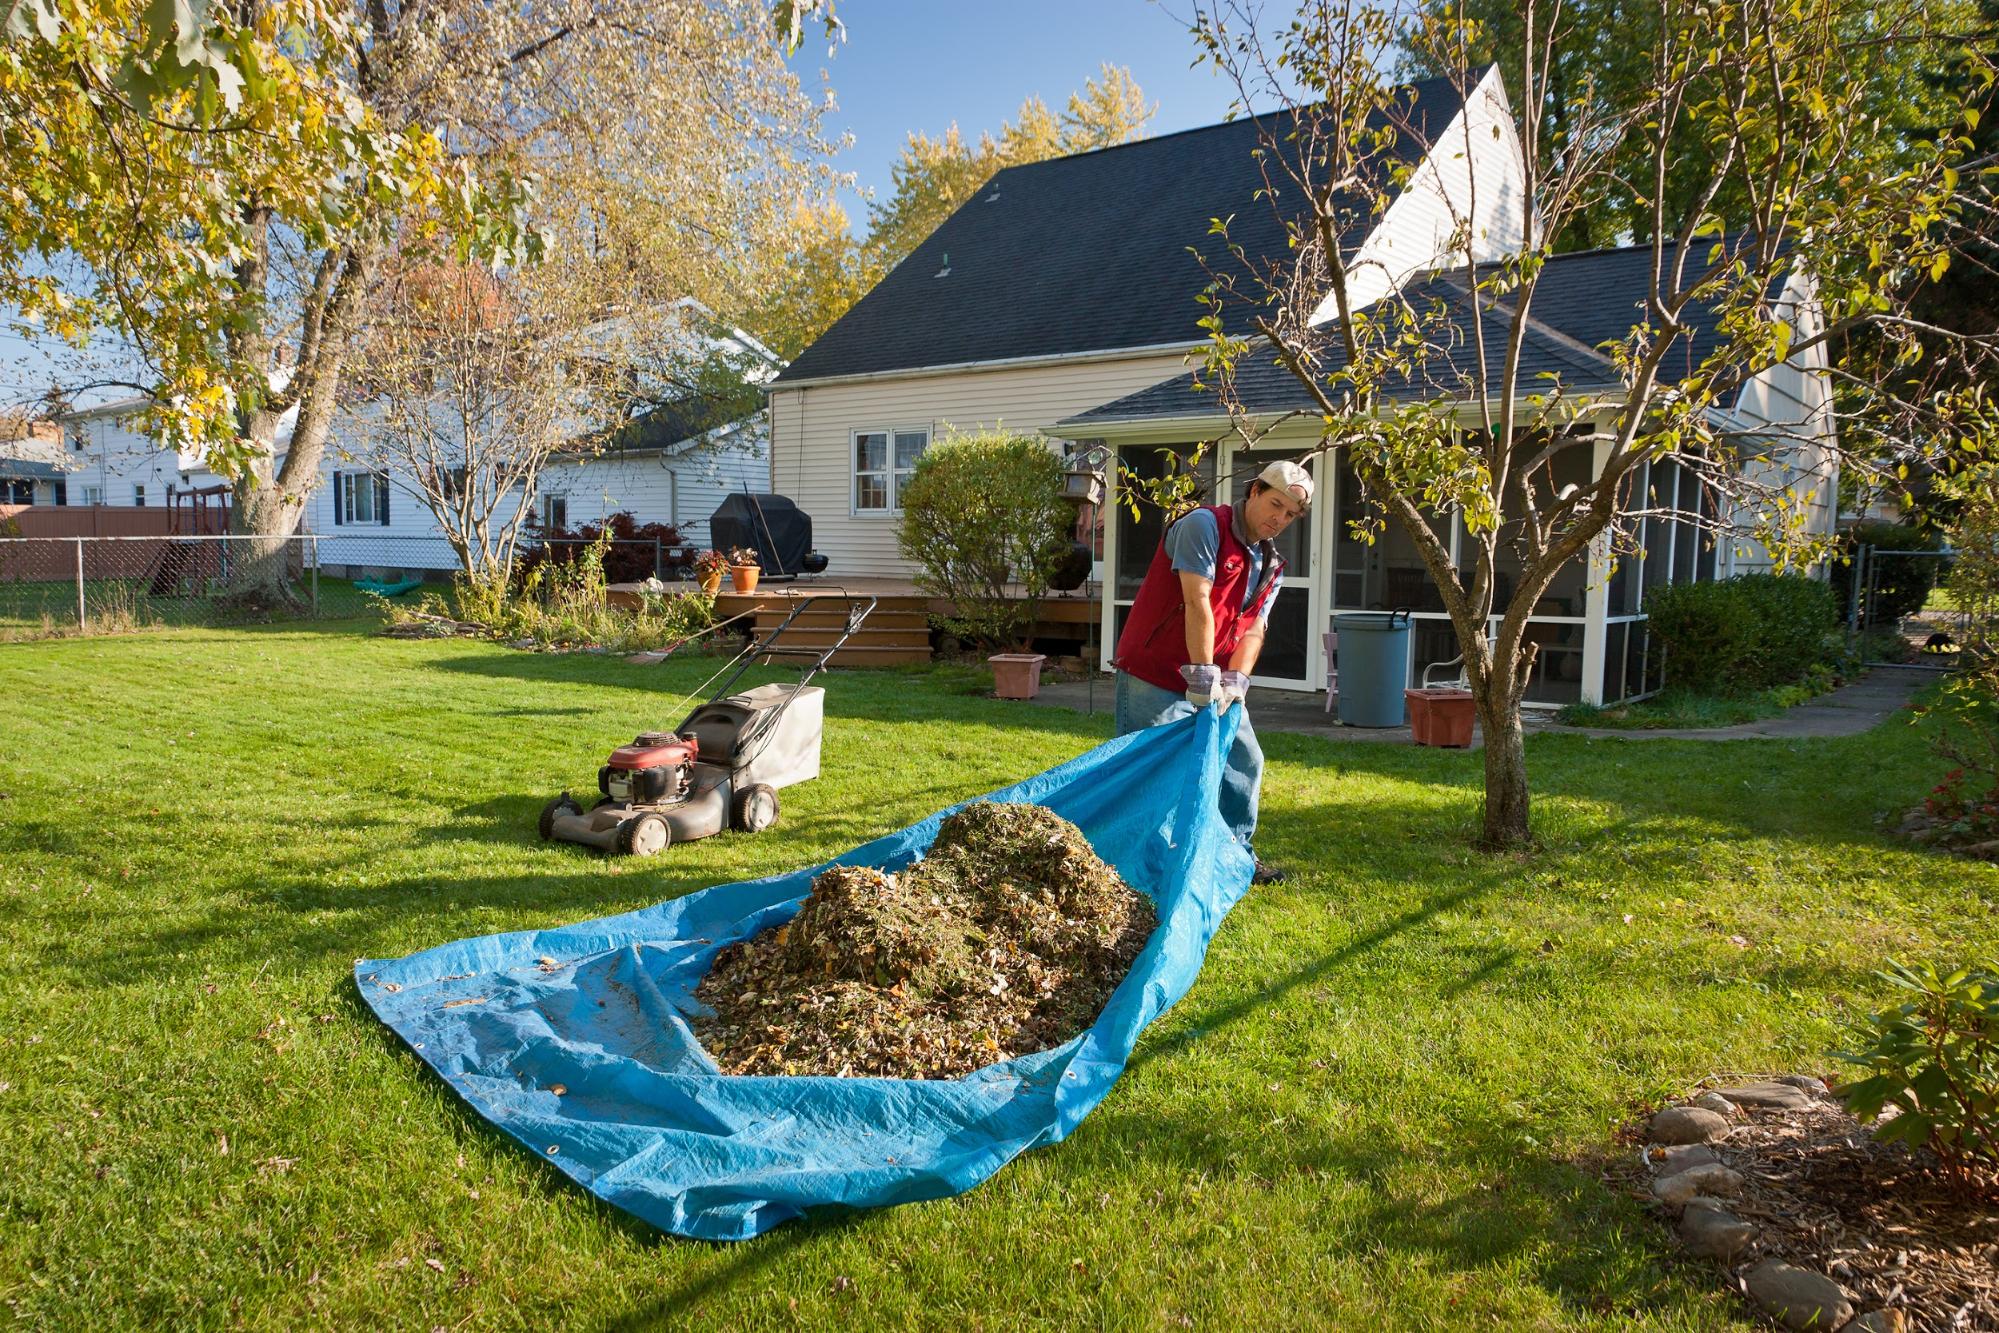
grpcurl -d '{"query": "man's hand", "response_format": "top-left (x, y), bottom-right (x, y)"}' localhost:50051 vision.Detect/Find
top-left (1218, 670), bottom-right (1251, 710)
top-left (1180, 662), bottom-right (1220, 708)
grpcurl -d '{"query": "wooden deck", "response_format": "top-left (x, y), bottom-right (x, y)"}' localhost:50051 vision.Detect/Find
top-left (609, 575), bottom-right (1102, 667)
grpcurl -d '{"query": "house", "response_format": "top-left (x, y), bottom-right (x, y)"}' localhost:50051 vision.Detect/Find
top-left (307, 302), bottom-right (775, 579)
top-left (0, 416), bottom-right (68, 505)
top-left (765, 68), bottom-right (1837, 706)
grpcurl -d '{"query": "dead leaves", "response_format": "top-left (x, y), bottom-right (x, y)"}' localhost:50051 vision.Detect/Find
top-left (694, 802), bottom-right (1155, 1080)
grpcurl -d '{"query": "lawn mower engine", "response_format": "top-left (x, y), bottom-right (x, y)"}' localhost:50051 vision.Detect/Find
top-left (600, 732), bottom-right (698, 808)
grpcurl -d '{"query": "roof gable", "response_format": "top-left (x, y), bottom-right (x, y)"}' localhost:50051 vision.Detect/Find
top-left (773, 75), bottom-right (1472, 386)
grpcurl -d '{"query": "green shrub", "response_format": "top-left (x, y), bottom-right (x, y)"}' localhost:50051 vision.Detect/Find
top-left (1835, 960), bottom-right (1999, 1182)
top-left (1646, 573), bottom-right (1839, 693)
top-left (1828, 520), bottom-right (1948, 627)
top-left (897, 428), bottom-right (1071, 651)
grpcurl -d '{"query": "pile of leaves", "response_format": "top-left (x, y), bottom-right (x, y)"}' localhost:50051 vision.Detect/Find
top-left (694, 802), bottom-right (1156, 1079)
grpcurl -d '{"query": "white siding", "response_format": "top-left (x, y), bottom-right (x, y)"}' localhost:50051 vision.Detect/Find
top-left (768, 348), bottom-right (1198, 578)
top-left (1315, 65), bottom-right (1529, 321)
top-left (56, 405), bottom-right (183, 507)
top-left (1722, 270), bottom-right (1840, 573)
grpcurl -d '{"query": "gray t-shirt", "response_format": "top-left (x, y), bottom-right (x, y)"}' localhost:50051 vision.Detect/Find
top-left (1165, 507), bottom-right (1280, 624)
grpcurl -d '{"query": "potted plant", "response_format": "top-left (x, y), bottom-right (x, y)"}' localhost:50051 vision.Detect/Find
top-left (692, 549), bottom-right (728, 597)
top-left (726, 546), bottom-right (762, 593)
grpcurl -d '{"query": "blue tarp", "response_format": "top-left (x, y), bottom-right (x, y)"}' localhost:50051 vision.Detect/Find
top-left (355, 706), bottom-right (1252, 1241)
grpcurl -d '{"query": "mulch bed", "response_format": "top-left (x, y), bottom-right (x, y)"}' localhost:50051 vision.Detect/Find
top-left (693, 801), bottom-right (1156, 1079)
top-left (1609, 1082), bottom-right (1999, 1330)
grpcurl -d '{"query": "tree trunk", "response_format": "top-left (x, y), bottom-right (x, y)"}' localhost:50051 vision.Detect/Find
top-left (1476, 691), bottom-right (1531, 850)
top-left (227, 459), bottom-right (303, 607)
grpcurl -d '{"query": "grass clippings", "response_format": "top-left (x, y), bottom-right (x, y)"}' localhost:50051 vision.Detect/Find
top-left (693, 802), bottom-right (1156, 1079)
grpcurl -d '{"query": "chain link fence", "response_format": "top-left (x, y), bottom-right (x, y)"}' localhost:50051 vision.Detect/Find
top-left (0, 532), bottom-right (708, 640)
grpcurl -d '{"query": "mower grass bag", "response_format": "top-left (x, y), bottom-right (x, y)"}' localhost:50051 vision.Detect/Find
top-left (355, 707), bottom-right (1253, 1241)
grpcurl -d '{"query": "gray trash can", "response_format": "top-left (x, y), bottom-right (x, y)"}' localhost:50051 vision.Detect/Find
top-left (1332, 609), bottom-right (1413, 727)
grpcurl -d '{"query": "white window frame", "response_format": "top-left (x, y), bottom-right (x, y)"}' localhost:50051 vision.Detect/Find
top-left (82, 483), bottom-right (104, 505)
top-left (850, 425), bottom-right (930, 516)
top-left (341, 470), bottom-right (387, 525)
top-left (541, 491), bottom-right (568, 533)
top-left (133, 484), bottom-right (146, 507)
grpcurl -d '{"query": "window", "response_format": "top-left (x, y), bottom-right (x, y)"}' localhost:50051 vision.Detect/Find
top-left (82, 484), bottom-right (103, 505)
top-left (542, 492), bottom-right (568, 533)
top-left (133, 484), bottom-right (146, 507)
top-left (852, 426), bottom-right (928, 512)
top-left (332, 471), bottom-right (389, 526)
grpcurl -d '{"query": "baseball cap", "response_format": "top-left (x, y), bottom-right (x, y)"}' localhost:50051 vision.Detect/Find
top-left (1256, 459), bottom-right (1313, 506)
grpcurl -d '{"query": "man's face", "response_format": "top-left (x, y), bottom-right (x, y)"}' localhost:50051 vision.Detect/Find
top-left (1242, 482), bottom-right (1307, 542)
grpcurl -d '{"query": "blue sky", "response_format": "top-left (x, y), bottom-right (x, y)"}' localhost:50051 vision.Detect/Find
top-left (2, 1), bottom-right (1249, 407)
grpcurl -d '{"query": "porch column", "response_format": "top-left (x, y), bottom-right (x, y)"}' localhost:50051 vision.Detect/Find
top-left (1578, 432), bottom-right (1613, 706)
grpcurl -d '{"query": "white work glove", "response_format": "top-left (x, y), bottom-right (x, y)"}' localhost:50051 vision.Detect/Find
top-left (1218, 670), bottom-right (1251, 710)
top-left (1180, 662), bottom-right (1221, 708)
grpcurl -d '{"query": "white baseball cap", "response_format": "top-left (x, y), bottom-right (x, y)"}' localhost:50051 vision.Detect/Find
top-left (1256, 459), bottom-right (1313, 506)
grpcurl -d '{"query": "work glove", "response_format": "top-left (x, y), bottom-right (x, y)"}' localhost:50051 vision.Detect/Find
top-left (1218, 670), bottom-right (1251, 710)
top-left (1180, 662), bottom-right (1221, 708)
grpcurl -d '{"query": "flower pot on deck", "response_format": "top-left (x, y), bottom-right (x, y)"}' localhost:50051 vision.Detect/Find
top-left (1405, 688), bottom-right (1476, 747)
top-left (698, 570), bottom-right (723, 597)
top-left (728, 565), bottom-right (760, 593)
top-left (989, 652), bottom-right (1047, 700)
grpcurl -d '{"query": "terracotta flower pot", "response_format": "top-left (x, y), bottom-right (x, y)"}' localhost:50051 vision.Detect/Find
top-left (989, 652), bottom-right (1047, 700)
top-left (698, 570), bottom-right (723, 596)
top-left (1405, 688), bottom-right (1477, 747)
top-left (729, 565), bottom-right (760, 593)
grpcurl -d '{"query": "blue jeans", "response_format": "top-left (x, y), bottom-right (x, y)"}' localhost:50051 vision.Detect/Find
top-left (1112, 670), bottom-right (1264, 849)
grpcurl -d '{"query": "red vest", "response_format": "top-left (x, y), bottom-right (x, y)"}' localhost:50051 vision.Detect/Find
top-left (1114, 503), bottom-right (1284, 693)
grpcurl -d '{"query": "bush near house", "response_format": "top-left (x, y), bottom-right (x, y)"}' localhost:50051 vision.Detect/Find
top-left (1829, 520), bottom-right (1949, 626)
top-left (1647, 573), bottom-right (1840, 694)
top-left (896, 429), bottom-right (1070, 651)
top-left (517, 511), bottom-right (686, 586)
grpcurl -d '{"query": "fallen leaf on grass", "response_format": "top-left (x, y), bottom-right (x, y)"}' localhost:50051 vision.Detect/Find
top-left (423, 1257), bottom-right (445, 1274)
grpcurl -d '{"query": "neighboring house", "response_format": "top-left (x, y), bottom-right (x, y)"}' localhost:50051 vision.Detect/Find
top-left (767, 68), bottom-right (1838, 705)
top-left (1, 417), bottom-right (69, 505)
top-left (67, 309), bottom-right (773, 579)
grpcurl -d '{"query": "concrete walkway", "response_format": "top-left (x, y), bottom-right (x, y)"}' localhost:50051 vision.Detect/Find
top-left (1024, 664), bottom-right (1939, 746)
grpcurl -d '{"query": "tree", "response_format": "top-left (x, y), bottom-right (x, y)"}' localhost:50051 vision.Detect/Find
top-left (2, 0), bottom-right (836, 600)
top-left (1184, 0), bottom-right (1996, 848)
top-left (1400, 0), bottom-right (1975, 251)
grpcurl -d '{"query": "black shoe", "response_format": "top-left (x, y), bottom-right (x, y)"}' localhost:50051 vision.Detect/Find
top-left (1251, 859), bottom-right (1287, 885)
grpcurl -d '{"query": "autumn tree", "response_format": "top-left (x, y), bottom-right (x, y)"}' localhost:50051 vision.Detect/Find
top-left (1, 0), bottom-right (839, 600)
top-left (1186, 0), bottom-right (1996, 848)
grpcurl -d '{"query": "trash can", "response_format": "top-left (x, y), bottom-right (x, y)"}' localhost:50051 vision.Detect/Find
top-left (1331, 610), bottom-right (1413, 727)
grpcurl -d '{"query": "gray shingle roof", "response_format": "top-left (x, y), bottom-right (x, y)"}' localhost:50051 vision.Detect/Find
top-left (1055, 240), bottom-right (1755, 428)
top-left (771, 75), bottom-right (1472, 386)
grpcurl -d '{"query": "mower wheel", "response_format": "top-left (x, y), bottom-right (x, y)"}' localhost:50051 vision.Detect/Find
top-left (538, 794), bottom-right (583, 841)
top-left (617, 812), bottom-right (671, 857)
top-left (730, 783), bottom-right (780, 834)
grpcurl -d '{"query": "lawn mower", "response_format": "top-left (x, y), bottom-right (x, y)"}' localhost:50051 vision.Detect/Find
top-left (538, 594), bottom-right (876, 856)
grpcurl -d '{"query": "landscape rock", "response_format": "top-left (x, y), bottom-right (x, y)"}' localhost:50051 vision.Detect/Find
top-left (1776, 1074), bottom-right (1828, 1093)
top-left (1744, 1260), bottom-right (1854, 1332)
top-left (1717, 1080), bottom-right (1813, 1111)
top-left (1692, 1091), bottom-right (1742, 1117)
top-left (1679, 1199), bottom-right (1758, 1262)
top-left (1653, 1162), bottom-right (1745, 1208)
top-left (1648, 1143), bottom-right (1719, 1174)
top-left (1650, 1105), bottom-right (1733, 1145)
top-left (1838, 1311), bottom-right (1905, 1333)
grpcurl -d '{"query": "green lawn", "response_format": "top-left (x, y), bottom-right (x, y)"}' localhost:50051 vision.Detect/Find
top-left (1, 623), bottom-right (1992, 1329)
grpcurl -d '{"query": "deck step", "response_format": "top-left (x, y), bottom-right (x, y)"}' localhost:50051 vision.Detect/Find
top-left (756, 644), bottom-right (934, 667)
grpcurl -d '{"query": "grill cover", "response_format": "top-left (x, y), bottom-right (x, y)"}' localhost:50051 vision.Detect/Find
top-left (708, 493), bottom-right (813, 576)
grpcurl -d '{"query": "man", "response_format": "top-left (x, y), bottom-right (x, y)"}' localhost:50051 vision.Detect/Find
top-left (1111, 459), bottom-right (1311, 885)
